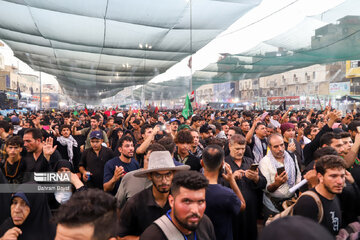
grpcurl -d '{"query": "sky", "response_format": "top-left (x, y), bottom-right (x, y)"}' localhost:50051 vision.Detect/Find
top-left (0, 40), bottom-right (58, 85)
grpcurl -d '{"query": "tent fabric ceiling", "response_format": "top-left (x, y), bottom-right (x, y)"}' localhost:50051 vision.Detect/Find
top-left (132, 0), bottom-right (360, 101)
top-left (0, 0), bottom-right (262, 102)
top-left (2, 0), bottom-right (360, 103)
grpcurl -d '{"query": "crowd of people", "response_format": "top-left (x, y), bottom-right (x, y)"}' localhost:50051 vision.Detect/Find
top-left (0, 105), bottom-right (360, 240)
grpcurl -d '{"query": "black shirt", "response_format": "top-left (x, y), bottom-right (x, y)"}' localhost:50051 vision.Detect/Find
top-left (0, 158), bottom-right (26, 184)
top-left (225, 155), bottom-right (267, 240)
top-left (140, 214), bottom-right (216, 240)
top-left (54, 139), bottom-right (81, 172)
top-left (293, 188), bottom-right (341, 235)
top-left (205, 184), bottom-right (241, 240)
top-left (303, 124), bottom-right (332, 166)
top-left (23, 150), bottom-right (61, 172)
top-left (119, 186), bottom-right (171, 237)
top-left (174, 152), bottom-right (201, 171)
top-left (78, 146), bottom-right (114, 189)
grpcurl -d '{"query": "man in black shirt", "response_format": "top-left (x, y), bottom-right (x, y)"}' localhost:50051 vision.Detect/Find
top-left (226, 134), bottom-right (266, 240)
top-left (246, 120), bottom-right (268, 164)
top-left (140, 171), bottom-right (215, 240)
top-left (118, 151), bottom-right (190, 239)
top-left (202, 144), bottom-right (245, 240)
top-left (23, 128), bottom-right (61, 172)
top-left (79, 131), bottom-right (114, 189)
top-left (303, 111), bottom-right (340, 166)
top-left (54, 124), bottom-right (81, 172)
top-left (0, 136), bottom-right (26, 183)
top-left (174, 130), bottom-right (201, 171)
top-left (293, 155), bottom-right (346, 235)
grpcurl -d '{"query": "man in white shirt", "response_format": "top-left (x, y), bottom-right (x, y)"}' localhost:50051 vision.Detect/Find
top-left (259, 133), bottom-right (301, 220)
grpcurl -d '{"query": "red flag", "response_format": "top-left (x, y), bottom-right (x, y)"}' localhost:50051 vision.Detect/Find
top-left (190, 91), bottom-right (195, 102)
top-left (116, 105), bottom-right (119, 110)
top-left (154, 106), bottom-right (159, 113)
top-left (84, 104), bottom-right (88, 115)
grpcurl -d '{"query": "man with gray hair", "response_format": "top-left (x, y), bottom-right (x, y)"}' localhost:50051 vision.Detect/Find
top-left (226, 134), bottom-right (266, 240)
top-left (259, 133), bottom-right (301, 220)
top-left (118, 151), bottom-right (190, 239)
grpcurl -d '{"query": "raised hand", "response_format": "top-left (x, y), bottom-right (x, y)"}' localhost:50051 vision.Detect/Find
top-left (43, 137), bottom-right (57, 161)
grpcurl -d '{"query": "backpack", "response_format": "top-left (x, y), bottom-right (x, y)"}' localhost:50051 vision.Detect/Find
top-left (265, 191), bottom-right (324, 226)
top-left (154, 215), bottom-right (185, 240)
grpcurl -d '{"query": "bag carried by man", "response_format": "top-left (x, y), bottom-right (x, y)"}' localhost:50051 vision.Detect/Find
top-left (265, 191), bottom-right (323, 226)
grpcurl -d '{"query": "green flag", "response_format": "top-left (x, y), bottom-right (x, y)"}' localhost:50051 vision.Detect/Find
top-left (182, 94), bottom-right (193, 119)
top-left (73, 110), bottom-right (78, 116)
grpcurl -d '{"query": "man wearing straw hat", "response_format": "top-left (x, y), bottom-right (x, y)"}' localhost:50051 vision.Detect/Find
top-left (118, 151), bottom-right (190, 239)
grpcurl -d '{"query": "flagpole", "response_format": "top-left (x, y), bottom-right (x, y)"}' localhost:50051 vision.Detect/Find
top-left (189, 0), bottom-right (194, 104)
top-left (39, 71), bottom-right (42, 110)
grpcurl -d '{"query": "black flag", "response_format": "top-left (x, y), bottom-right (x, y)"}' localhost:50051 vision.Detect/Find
top-left (17, 82), bottom-right (21, 100)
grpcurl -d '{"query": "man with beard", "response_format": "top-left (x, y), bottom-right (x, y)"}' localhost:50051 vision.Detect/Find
top-left (246, 120), bottom-right (268, 164)
top-left (239, 121), bottom-right (250, 137)
top-left (293, 155), bottom-right (348, 235)
top-left (118, 151), bottom-right (190, 239)
top-left (23, 128), bottom-right (61, 172)
top-left (103, 135), bottom-right (139, 195)
top-left (259, 133), bottom-right (301, 220)
top-left (199, 124), bottom-right (213, 148)
top-left (140, 171), bottom-right (216, 240)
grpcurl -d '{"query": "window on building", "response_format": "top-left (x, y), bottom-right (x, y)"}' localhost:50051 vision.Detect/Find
top-left (293, 74), bottom-right (298, 82)
top-left (313, 71), bottom-right (316, 79)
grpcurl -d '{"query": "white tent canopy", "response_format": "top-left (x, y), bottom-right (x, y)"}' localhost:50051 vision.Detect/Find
top-left (1, 0), bottom-right (360, 102)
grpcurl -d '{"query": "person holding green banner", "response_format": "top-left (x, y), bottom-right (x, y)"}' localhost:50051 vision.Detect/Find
top-left (181, 94), bottom-right (193, 120)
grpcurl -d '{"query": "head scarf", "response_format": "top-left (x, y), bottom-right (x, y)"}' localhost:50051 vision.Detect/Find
top-left (280, 123), bottom-right (295, 135)
top-left (0, 191), bottom-right (56, 240)
top-left (53, 159), bottom-right (74, 172)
